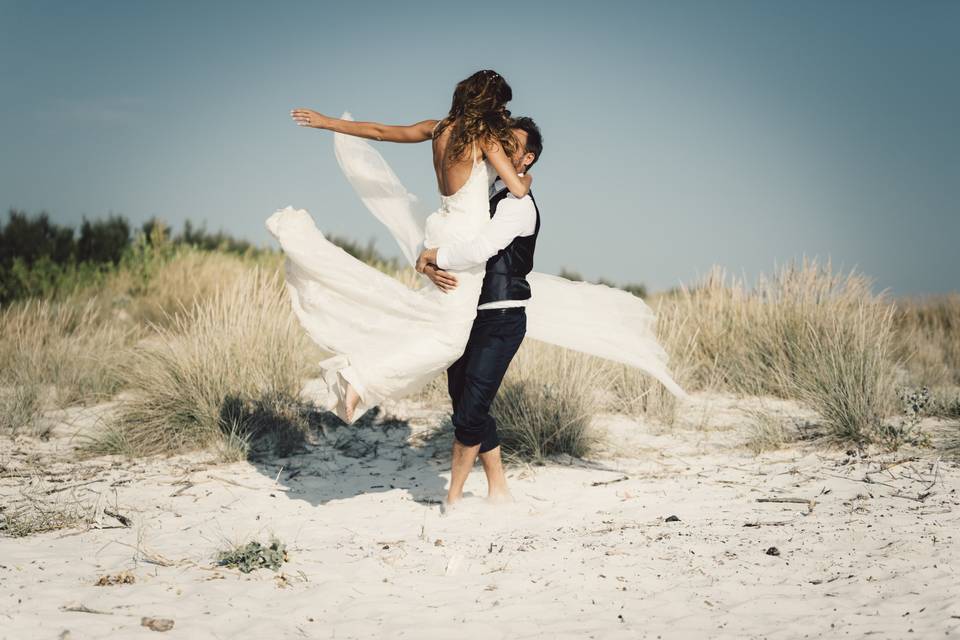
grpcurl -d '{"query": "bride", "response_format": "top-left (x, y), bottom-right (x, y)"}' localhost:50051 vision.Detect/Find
top-left (267, 69), bottom-right (686, 424)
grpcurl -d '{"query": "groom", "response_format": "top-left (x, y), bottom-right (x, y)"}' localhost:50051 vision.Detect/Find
top-left (415, 117), bottom-right (543, 509)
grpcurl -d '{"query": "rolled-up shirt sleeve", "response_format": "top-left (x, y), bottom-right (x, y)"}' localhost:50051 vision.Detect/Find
top-left (435, 196), bottom-right (536, 270)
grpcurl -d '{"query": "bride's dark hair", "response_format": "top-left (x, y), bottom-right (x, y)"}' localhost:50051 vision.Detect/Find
top-left (433, 69), bottom-right (519, 163)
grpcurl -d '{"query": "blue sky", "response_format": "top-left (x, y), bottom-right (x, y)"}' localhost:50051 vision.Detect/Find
top-left (2, 0), bottom-right (958, 295)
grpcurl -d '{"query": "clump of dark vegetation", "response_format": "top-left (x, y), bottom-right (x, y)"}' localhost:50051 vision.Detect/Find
top-left (875, 386), bottom-right (933, 449)
top-left (0, 208), bottom-right (400, 306)
top-left (215, 536), bottom-right (289, 573)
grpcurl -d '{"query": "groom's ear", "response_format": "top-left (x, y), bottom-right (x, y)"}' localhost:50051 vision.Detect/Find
top-left (521, 151), bottom-right (536, 171)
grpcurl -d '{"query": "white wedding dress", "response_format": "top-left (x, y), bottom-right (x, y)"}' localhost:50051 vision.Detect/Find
top-left (265, 113), bottom-right (687, 423)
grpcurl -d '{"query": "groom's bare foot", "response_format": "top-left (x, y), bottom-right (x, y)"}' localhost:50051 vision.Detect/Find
top-left (478, 446), bottom-right (511, 504)
top-left (440, 495), bottom-right (462, 516)
top-left (344, 383), bottom-right (360, 422)
top-left (486, 488), bottom-right (514, 504)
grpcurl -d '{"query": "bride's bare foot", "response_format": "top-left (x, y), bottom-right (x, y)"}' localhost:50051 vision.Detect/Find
top-left (344, 383), bottom-right (360, 422)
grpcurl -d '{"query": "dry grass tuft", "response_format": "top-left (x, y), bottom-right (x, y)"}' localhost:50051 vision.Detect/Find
top-left (81, 267), bottom-right (319, 458)
top-left (654, 259), bottom-right (898, 445)
top-left (0, 467), bottom-right (102, 537)
top-left (492, 340), bottom-right (606, 461)
top-left (0, 296), bottom-right (135, 434)
top-left (742, 407), bottom-right (800, 454)
top-left (893, 293), bottom-right (960, 388)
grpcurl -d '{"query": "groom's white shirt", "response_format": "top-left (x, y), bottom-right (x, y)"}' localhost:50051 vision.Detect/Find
top-left (435, 175), bottom-right (538, 310)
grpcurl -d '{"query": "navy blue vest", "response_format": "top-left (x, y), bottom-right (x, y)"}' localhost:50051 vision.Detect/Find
top-left (477, 187), bottom-right (541, 305)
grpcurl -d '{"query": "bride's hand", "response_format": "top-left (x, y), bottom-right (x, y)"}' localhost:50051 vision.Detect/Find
top-left (291, 108), bottom-right (331, 129)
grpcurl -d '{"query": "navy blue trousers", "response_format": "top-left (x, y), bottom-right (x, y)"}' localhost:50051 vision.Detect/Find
top-left (446, 307), bottom-right (527, 453)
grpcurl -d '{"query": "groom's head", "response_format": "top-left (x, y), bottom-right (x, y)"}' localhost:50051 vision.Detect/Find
top-left (509, 116), bottom-right (543, 174)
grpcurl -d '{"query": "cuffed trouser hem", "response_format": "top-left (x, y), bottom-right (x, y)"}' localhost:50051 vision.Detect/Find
top-left (478, 432), bottom-right (500, 454)
top-left (454, 431), bottom-right (483, 448)
top-left (454, 422), bottom-right (500, 453)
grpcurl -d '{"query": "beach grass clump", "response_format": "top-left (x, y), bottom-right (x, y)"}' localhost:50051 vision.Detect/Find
top-left (81, 267), bottom-right (318, 458)
top-left (0, 372), bottom-right (44, 435)
top-left (742, 407), bottom-right (802, 454)
top-left (933, 419), bottom-right (960, 461)
top-left (493, 340), bottom-right (605, 461)
top-left (0, 295), bottom-right (135, 434)
top-left (892, 293), bottom-right (960, 389)
top-left (665, 259), bottom-right (898, 446)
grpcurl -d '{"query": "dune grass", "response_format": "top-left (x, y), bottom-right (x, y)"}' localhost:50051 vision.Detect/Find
top-left (0, 295), bottom-right (136, 434)
top-left (0, 237), bottom-right (273, 436)
top-left (80, 267), bottom-right (321, 458)
top-left (3, 232), bottom-right (957, 461)
top-left (491, 340), bottom-right (606, 462)
top-left (893, 293), bottom-right (960, 388)
top-left (651, 259), bottom-right (900, 446)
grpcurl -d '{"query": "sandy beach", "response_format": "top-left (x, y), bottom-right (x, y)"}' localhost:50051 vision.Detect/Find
top-left (2, 388), bottom-right (957, 640)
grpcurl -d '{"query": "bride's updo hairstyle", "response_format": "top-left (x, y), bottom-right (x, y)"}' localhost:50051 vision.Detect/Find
top-left (433, 69), bottom-right (520, 164)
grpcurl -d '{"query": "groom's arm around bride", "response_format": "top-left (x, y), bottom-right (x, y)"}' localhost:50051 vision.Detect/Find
top-left (417, 183), bottom-right (537, 290)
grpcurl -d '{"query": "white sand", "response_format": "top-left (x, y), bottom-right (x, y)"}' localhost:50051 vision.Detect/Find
top-left (1, 390), bottom-right (958, 639)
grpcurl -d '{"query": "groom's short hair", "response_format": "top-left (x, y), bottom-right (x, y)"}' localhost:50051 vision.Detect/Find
top-left (511, 116), bottom-right (543, 169)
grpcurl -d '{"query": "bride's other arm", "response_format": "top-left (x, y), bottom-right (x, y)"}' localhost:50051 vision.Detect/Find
top-left (291, 108), bottom-right (437, 143)
top-left (480, 138), bottom-right (532, 198)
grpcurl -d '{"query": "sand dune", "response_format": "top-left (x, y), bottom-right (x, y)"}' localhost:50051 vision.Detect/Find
top-left (1, 390), bottom-right (958, 639)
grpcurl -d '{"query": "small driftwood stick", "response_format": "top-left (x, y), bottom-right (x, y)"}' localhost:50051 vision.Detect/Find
top-left (756, 497), bottom-right (816, 512)
top-left (60, 603), bottom-right (114, 615)
top-left (104, 508), bottom-right (132, 527)
top-left (591, 476), bottom-right (629, 487)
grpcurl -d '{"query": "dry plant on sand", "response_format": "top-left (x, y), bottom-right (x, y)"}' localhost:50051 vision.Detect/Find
top-left (0, 466), bottom-right (104, 537)
top-left (492, 340), bottom-right (606, 461)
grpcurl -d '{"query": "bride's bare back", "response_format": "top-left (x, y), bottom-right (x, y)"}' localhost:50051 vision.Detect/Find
top-left (432, 122), bottom-right (480, 197)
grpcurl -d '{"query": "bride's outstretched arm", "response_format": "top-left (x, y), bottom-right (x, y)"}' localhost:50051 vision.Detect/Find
top-left (292, 108), bottom-right (437, 143)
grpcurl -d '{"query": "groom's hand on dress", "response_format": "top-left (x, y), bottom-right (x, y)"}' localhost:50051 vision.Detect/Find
top-left (416, 247), bottom-right (438, 273)
top-left (422, 264), bottom-right (458, 292)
